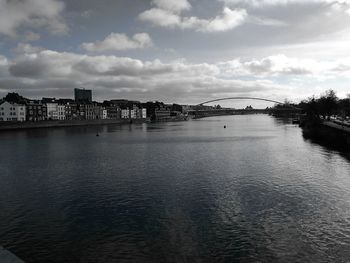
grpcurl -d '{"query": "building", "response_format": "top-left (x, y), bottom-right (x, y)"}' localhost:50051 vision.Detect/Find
top-left (155, 108), bottom-right (171, 121)
top-left (0, 101), bottom-right (26, 122)
top-left (58, 104), bottom-right (66, 120)
top-left (141, 108), bottom-right (147, 119)
top-left (43, 98), bottom-right (59, 120)
top-left (106, 105), bottom-right (121, 119)
top-left (121, 109), bottom-right (129, 119)
top-left (110, 99), bottom-right (131, 108)
top-left (46, 103), bottom-right (58, 120)
top-left (79, 103), bottom-right (103, 120)
top-left (130, 109), bottom-right (136, 119)
top-left (93, 104), bottom-right (103, 120)
top-left (101, 109), bottom-right (108, 120)
top-left (25, 100), bottom-right (47, 121)
top-left (74, 88), bottom-right (92, 103)
top-left (63, 101), bottom-right (78, 120)
top-left (55, 99), bottom-right (77, 120)
top-left (83, 104), bottom-right (94, 120)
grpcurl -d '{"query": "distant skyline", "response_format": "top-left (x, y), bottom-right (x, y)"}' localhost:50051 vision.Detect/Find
top-left (1, 0), bottom-right (350, 108)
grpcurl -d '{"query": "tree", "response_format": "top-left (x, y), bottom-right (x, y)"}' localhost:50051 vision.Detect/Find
top-left (300, 96), bottom-right (319, 119)
top-left (171, 104), bottom-right (183, 113)
top-left (338, 95), bottom-right (350, 117)
top-left (317, 89), bottom-right (338, 119)
top-left (4, 92), bottom-right (27, 104)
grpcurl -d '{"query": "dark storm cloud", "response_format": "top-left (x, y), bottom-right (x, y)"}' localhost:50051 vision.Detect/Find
top-left (9, 59), bottom-right (48, 77)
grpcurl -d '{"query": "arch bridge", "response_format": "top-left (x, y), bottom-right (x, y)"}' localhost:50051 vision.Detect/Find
top-left (187, 96), bottom-right (301, 118)
top-left (198, 97), bottom-right (284, 106)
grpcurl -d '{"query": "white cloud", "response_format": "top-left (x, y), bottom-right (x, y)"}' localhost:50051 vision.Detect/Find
top-left (2, 48), bottom-right (350, 102)
top-left (81, 33), bottom-right (153, 52)
top-left (222, 0), bottom-right (350, 17)
top-left (0, 48), bottom-right (287, 102)
top-left (151, 0), bottom-right (191, 12)
top-left (220, 0), bottom-right (350, 7)
top-left (0, 0), bottom-right (68, 36)
top-left (200, 7), bottom-right (248, 32)
top-left (218, 55), bottom-right (317, 76)
top-left (217, 54), bottom-right (350, 78)
top-left (139, 8), bottom-right (182, 28)
top-left (0, 55), bottom-right (7, 66)
top-left (139, 6), bottom-right (247, 32)
top-left (248, 16), bottom-right (288, 26)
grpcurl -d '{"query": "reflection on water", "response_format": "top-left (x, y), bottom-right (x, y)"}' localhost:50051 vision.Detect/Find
top-left (0, 115), bottom-right (350, 262)
top-left (302, 131), bottom-right (350, 162)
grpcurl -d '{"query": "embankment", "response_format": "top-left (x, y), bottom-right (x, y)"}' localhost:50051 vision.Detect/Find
top-left (301, 120), bottom-right (350, 149)
top-left (0, 119), bottom-right (148, 131)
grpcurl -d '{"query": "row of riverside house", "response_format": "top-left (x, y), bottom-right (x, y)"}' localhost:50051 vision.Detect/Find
top-left (0, 88), bottom-right (147, 122)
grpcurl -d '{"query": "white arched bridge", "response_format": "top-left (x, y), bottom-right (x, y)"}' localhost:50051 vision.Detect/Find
top-left (198, 96), bottom-right (285, 106)
top-left (187, 96), bottom-right (301, 118)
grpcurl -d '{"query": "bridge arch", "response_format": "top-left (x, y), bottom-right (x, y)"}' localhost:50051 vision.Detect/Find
top-left (198, 97), bottom-right (284, 106)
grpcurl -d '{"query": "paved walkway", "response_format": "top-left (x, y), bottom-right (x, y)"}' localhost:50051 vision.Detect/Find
top-left (0, 246), bottom-right (25, 263)
top-left (323, 121), bottom-right (350, 134)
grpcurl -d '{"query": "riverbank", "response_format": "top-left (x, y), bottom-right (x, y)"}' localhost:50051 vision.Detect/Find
top-left (300, 119), bottom-right (350, 149)
top-left (0, 119), bottom-right (150, 131)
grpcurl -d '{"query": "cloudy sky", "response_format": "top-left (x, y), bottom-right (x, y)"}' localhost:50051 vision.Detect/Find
top-left (0, 0), bottom-right (350, 106)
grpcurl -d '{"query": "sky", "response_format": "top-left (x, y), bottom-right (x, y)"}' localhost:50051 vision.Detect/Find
top-left (0, 0), bottom-right (350, 107)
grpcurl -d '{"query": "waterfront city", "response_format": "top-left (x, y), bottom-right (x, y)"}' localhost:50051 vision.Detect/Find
top-left (1, 0), bottom-right (350, 262)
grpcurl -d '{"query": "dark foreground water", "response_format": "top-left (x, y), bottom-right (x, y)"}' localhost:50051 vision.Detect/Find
top-left (1, 115), bottom-right (350, 263)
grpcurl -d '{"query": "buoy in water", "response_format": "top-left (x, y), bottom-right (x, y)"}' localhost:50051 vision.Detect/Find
top-left (96, 133), bottom-right (99, 137)
top-left (224, 125), bottom-right (226, 128)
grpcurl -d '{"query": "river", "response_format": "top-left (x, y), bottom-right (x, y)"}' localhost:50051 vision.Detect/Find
top-left (1, 115), bottom-right (350, 262)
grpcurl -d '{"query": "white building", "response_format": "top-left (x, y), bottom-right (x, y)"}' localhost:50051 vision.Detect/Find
top-left (141, 108), bottom-right (147, 119)
top-left (46, 103), bottom-right (58, 120)
top-left (58, 105), bottom-right (65, 120)
top-left (130, 109), bottom-right (136, 119)
top-left (0, 101), bottom-right (26, 122)
top-left (102, 109), bottom-right (107, 120)
top-left (121, 109), bottom-right (129, 119)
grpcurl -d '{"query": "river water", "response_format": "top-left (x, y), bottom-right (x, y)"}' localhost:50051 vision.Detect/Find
top-left (1, 115), bottom-right (350, 262)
